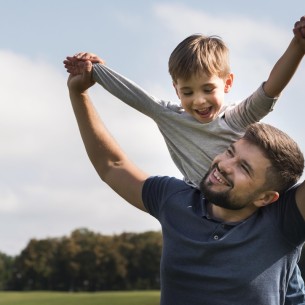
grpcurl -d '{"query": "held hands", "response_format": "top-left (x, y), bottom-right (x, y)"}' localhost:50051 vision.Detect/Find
top-left (64, 52), bottom-right (105, 94)
top-left (293, 16), bottom-right (305, 52)
top-left (73, 52), bottom-right (105, 65)
top-left (66, 60), bottom-right (95, 94)
top-left (64, 52), bottom-right (105, 75)
top-left (294, 16), bottom-right (305, 38)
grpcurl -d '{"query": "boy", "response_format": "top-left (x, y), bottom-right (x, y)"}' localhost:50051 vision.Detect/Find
top-left (65, 16), bottom-right (305, 189)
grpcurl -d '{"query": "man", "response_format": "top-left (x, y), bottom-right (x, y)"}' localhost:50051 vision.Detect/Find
top-left (67, 60), bottom-right (305, 305)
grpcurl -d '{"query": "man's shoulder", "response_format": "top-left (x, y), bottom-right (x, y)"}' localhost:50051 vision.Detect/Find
top-left (143, 176), bottom-right (198, 201)
top-left (145, 176), bottom-right (193, 191)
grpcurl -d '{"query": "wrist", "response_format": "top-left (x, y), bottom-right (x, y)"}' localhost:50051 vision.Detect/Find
top-left (291, 36), bottom-right (305, 55)
top-left (69, 88), bottom-right (89, 99)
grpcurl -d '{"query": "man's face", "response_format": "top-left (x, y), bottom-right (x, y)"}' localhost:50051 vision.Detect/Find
top-left (200, 139), bottom-right (271, 211)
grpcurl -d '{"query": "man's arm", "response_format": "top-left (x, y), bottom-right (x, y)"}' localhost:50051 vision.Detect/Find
top-left (67, 60), bottom-right (148, 212)
top-left (263, 16), bottom-right (305, 97)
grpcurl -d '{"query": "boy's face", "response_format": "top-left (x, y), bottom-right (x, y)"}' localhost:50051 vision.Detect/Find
top-left (174, 72), bottom-right (233, 123)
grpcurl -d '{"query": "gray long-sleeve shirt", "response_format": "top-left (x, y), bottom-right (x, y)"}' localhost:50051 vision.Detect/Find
top-left (93, 64), bottom-right (278, 187)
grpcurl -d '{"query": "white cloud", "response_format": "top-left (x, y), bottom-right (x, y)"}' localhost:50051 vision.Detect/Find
top-left (0, 50), bottom-right (169, 255)
top-left (0, 51), bottom-right (71, 157)
top-left (153, 3), bottom-right (290, 50)
top-left (152, 3), bottom-right (292, 96)
top-left (0, 185), bottom-right (20, 213)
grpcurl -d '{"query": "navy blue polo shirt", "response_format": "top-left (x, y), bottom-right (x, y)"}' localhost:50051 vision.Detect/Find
top-left (143, 176), bottom-right (305, 305)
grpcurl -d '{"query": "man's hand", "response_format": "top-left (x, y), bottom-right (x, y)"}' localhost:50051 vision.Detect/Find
top-left (67, 60), bottom-right (95, 94)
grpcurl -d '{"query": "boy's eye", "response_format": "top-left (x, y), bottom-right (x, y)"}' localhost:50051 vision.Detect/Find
top-left (204, 87), bottom-right (214, 93)
top-left (182, 92), bottom-right (193, 96)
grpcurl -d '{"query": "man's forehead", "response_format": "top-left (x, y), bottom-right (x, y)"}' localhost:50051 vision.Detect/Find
top-left (232, 140), bottom-right (271, 173)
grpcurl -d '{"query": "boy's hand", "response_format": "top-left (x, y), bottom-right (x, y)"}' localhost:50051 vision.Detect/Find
top-left (73, 52), bottom-right (105, 64)
top-left (63, 53), bottom-right (105, 76)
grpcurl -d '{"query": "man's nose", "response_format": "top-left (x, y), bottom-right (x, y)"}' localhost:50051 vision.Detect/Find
top-left (218, 158), bottom-right (235, 174)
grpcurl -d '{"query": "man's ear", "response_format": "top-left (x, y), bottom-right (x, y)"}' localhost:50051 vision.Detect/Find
top-left (254, 191), bottom-right (280, 207)
top-left (224, 73), bottom-right (234, 93)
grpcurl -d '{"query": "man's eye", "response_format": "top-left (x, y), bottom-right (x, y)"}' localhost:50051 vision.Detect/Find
top-left (241, 165), bottom-right (250, 174)
top-left (226, 149), bottom-right (233, 156)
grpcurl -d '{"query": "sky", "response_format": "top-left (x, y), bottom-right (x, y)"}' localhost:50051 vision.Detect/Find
top-left (1, 0), bottom-right (305, 256)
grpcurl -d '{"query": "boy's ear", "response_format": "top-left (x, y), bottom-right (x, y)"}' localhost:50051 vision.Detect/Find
top-left (173, 82), bottom-right (180, 99)
top-left (254, 191), bottom-right (279, 207)
top-left (224, 73), bottom-right (234, 93)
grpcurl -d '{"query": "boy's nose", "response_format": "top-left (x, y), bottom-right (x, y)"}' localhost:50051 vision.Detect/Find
top-left (194, 94), bottom-right (206, 106)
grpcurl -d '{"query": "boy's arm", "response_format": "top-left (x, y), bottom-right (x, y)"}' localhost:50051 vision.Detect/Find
top-left (65, 53), bottom-right (175, 118)
top-left (263, 16), bottom-right (305, 97)
top-left (67, 60), bottom-right (148, 212)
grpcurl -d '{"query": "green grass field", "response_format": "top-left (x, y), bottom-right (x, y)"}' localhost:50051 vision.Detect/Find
top-left (0, 291), bottom-right (160, 305)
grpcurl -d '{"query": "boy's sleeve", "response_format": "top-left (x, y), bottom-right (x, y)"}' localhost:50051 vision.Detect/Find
top-left (92, 64), bottom-right (169, 118)
top-left (224, 83), bottom-right (278, 131)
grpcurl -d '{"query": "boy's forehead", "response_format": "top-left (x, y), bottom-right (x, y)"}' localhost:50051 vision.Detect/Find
top-left (176, 72), bottom-right (224, 86)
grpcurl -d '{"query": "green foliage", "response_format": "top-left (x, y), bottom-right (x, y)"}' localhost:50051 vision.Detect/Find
top-left (3, 229), bottom-right (162, 291)
top-left (0, 291), bottom-right (160, 305)
top-left (0, 252), bottom-right (14, 290)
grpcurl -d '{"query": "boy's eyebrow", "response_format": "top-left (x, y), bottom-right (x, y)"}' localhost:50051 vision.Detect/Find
top-left (179, 86), bottom-right (192, 90)
top-left (179, 83), bottom-right (216, 90)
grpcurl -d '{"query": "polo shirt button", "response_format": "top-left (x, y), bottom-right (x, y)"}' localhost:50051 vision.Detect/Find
top-left (213, 235), bottom-right (219, 240)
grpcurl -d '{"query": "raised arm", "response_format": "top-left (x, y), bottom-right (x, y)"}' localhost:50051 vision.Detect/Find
top-left (263, 16), bottom-right (305, 97)
top-left (67, 60), bottom-right (148, 211)
top-left (65, 53), bottom-right (171, 118)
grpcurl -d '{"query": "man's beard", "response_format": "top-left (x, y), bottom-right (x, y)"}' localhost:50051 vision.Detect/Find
top-left (199, 169), bottom-right (245, 211)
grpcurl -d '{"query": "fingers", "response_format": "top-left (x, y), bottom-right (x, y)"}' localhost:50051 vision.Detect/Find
top-left (74, 52), bottom-right (93, 61)
top-left (294, 16), bottom-right (305, 39)
top-left (64, 52), bottom-right (105, 76)
top-left (83, 60), bottom-right (93, 73)
top-left (73, 52), bottom-right (105, 64)
top-left (63, 57), bottom-right (87, 75)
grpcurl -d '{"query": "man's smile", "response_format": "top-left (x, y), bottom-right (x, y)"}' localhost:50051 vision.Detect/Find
top-left (210, 167), bottom-right (231, 187)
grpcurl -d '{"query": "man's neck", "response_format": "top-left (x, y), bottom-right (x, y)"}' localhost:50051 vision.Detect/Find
top-left (209, 203), bottom-right (259, 223)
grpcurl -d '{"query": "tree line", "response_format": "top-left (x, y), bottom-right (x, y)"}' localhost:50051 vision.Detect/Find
top-left (1, 228), bottom-right (305, 292)
top-left (0, 228), bottom-right (162, 291)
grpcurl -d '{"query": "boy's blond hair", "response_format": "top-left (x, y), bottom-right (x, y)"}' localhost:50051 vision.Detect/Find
top-left (168, 34), bottom-right (231, 83)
